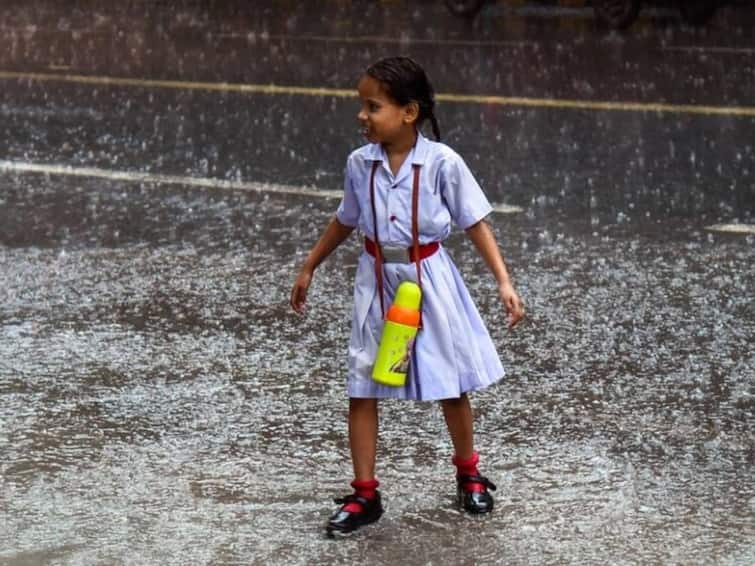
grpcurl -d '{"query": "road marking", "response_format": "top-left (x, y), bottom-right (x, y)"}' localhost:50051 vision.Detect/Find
top-left (0, 70), bottom-right (357, 98)
top-left (0, 70), bottom-right (753, 117)
top-left (0, 159), bottom-right (343, 199)
top-left (705, 223), bottom-right (755, 234)
top-left (0, 159), bottom-right (525, 214)
top-left (435, 94), bottom-right (755, 116)
top-left (491, 203), bottom-right (523, 214)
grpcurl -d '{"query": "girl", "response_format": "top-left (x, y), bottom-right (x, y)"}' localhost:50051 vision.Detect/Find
top-left (290, 56), bottom-right (524, 537)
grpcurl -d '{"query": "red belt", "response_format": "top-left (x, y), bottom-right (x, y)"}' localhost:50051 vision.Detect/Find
top-left (364, 238), bottom-right (439, 262)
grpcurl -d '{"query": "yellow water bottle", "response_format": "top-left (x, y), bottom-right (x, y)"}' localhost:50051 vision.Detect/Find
top-left (372, 281), bottom-right (422, 387)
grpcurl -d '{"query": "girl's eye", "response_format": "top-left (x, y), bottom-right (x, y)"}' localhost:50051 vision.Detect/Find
top-left (369, 102), bottom-right (380, 112)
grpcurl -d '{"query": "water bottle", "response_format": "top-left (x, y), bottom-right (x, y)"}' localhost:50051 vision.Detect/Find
top-left (372, 281), bottom-right (422, 387)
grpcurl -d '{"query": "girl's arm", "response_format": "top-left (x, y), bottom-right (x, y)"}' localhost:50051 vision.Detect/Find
top-left (465, 219), bottom-right (525, 328)
top-left (290, 217), bottom-right (355, 314)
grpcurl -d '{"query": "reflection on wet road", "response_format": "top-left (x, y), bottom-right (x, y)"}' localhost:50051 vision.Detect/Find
top-left (1, 1), bottom-right (753, 564)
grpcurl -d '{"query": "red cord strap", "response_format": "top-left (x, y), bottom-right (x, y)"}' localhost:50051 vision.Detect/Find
top-left (411, 164), bottom-right (422, 289)
top-left (369, 161), bottom-right (423, 320)
top-left (368, 161), bottom-right (385, 317)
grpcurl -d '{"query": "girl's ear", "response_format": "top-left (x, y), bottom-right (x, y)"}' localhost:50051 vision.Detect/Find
top-left (403, 101), bottom-right (420, 125)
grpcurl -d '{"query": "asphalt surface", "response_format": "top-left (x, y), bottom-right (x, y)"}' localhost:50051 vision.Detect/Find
top-left (0, 1), bottom-right (753, 565)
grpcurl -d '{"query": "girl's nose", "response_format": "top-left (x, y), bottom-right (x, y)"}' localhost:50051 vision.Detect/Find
top-left (357, 108), bottom-right (367, 122)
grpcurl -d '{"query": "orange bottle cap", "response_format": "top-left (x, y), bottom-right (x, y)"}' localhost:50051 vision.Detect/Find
top-left (387, 304), bottom-right (421, 327)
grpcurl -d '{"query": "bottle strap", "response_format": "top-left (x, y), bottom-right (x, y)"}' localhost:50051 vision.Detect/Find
top-left (368, 160), bottom-right (385, 317)
top-left (411, 164), bottom-right (422, 289)
top-left (369, 160), bottom-right (423, 323)
top-left (411, 164), bottom-right (424, 329)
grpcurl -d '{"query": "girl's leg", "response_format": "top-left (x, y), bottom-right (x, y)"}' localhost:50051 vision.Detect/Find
top-left (349, 397), bottom-right (379, 480)
top-left (326, 397), bottom-right (383, 536)
top-left (440, 393), bottom-right (496, 514)
top-left (440, 393), bottom-right (474, 460)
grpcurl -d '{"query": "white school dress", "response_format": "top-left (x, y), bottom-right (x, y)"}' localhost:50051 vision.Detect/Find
top-left (336, 133), bottom-right (505, 401)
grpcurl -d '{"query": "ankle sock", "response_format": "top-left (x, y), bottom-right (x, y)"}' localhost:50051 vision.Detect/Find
top-left (342, 478), bottom-right (379, 513)
top-left (453, 451), bottom-right (486, 493)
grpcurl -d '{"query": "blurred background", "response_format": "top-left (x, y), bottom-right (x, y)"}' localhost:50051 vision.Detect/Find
top-left (0, 1), bottom-right (753, 565)
top-left (1, 0), bottom-right (753, 223)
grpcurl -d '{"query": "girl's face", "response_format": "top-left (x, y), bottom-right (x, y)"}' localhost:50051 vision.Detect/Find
top-left (357, 75), bottom-right (416, 146)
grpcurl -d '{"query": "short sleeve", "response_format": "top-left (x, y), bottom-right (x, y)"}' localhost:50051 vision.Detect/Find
top-left (335, 156), bottom-right (360, 227)
top-left (439, 153), bottom-right (493, 230)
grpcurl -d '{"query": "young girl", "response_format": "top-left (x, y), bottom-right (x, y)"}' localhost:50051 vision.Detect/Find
top-left (290, 56), bottom-right (524, 537)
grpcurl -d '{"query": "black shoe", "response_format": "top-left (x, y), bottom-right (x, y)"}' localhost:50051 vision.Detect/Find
top-left (457, 474), bottom-right (496, 514)
top-left (325, 491), bottom-right (383, 537)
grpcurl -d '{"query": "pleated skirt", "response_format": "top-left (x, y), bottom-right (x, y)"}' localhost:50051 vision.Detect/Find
top-left (346, 245), bottom-right (505, 401)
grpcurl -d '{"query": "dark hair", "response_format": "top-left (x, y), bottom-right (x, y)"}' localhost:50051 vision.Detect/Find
top-left (366, 56), bottom-right (441, 141)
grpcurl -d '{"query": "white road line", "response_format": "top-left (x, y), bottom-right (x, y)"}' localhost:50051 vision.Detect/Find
top-left (0, 159), bottom-right (524, 214)
top-left (704, 223), bottom-right (755, 234)
top-left (0, 160), bottom-right (343, 198)
top-left (491, 202), bottom-right (524, 214)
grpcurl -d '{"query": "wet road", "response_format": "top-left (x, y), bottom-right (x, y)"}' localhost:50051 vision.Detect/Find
top-left (1, 1), bottom-right (754, 565)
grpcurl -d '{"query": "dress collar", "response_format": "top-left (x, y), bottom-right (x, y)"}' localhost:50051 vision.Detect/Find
top-left (364, 132), bottom-right (431, 166)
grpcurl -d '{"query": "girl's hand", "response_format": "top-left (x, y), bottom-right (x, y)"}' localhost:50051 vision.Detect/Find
top-left (288, 217), bottom-right (355, 315)
top-left (290, 268), bottom-right (313, 314)
top-left (498, 281), bottom-right (524, 329)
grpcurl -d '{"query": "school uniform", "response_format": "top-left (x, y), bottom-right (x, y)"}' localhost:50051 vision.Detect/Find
top-left (336, 133), bottom-right (505, 401)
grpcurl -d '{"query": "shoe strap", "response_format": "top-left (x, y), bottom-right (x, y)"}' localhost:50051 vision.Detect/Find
top-left (334, 493), bottom-right (371, 507)
top-left (457, 474), bottom-right (497, 491)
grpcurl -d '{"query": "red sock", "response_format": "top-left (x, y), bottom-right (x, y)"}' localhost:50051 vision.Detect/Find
top-left (342, 478), bottom-right (379, 513)
top-left (453, 452), bottom-right (486, 493)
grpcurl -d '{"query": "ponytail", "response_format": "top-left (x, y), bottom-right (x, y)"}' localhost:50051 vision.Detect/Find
top-left (428, 112), bottom-right (441, 141)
